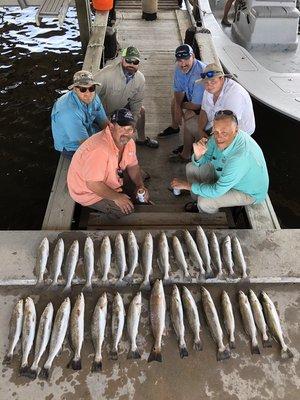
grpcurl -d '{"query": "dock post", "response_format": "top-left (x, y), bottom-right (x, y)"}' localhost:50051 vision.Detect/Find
top-left (75, 0), bottom-right (92, 51)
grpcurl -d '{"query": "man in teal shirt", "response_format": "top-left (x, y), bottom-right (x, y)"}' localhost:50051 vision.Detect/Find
top-left (171, 110), bottom-right (269, 213)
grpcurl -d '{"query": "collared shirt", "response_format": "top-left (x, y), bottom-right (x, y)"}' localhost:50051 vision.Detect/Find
top-left (173, 59), bottom-right (206, 105)
top-left (201, 78), bottom-right (255, 134)
top-left (51, 91), bottom-right (107, 152)
top-left (191, 130), bottom-right (269, 203)
top-left (67, 126), bottom-right (138, 206)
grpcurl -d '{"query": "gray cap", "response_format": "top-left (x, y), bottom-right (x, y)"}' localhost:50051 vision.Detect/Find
top-left (68, 70), bottom-right (101, 90)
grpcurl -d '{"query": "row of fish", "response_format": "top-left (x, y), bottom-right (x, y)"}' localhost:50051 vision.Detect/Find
top-left (4, 283), bottom-right (292, 379)
top-left (35, 228), bottom-right (248, 291)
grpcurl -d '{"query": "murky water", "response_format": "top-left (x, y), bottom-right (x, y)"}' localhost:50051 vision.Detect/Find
top-left (0, 6), bottom-right (299, 229)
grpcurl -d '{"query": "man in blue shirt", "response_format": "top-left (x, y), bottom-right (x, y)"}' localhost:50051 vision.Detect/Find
top-left (51, 70), bottom-right (109, 159)
top-left (158, 44), bottom-right (206, 162)
top-left (171, 110), bottom-right (269, 213)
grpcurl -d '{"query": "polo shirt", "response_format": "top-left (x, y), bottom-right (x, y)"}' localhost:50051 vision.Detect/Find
top-left (201, 78), bottom-right (255, 134)
top-left (51, 91), bottom-right (107, 152)
top-left (173, 59), bottom-right (206, 105)
top-left (191, 130), bottom-right (269, 203)
top-left (67, 127), bottom-right (138, 206)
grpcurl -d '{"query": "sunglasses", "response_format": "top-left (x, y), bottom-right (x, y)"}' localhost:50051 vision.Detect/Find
top-left (214, 109), bottom-right (238, 124)
top-left (176, 52), bottom-right (191, 60)
top-left (76, 85), bottom-right (96, 93)
top-left (200, 70), bottom-right (222, 79)
top-left (124, 58), bottom-right (140, 65)
top-left (117, 168), bottom-right (124, 178)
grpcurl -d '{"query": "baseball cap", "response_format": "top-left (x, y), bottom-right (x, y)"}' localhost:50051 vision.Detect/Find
top-left (121, 46), bottom-right (140, 61)
top-left (195, 63), bottom-right (225, 83)
top-left (175, 44), bottom-right (194, 60)
top-left (111, 108), bottom-right (135, 126)
top-left (68, 70), bottom-right (100, 90)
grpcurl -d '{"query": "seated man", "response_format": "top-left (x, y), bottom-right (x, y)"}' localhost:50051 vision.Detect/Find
top-left (171, 110), bottom-right (269, 213)
top-left (67, 108), bottom-right (150, 218)
top-left (158, 44), bottom-right (206, 162)
top-left (94, 45), bottom-right (158, 149)
top-left (51, 70), bottom-right (109, 159)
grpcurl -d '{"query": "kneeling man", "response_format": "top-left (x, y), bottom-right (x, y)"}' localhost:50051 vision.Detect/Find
top-left (171, 110), bottom-right (269, 213)
top-left (67, 108), bottom-right (150, 218)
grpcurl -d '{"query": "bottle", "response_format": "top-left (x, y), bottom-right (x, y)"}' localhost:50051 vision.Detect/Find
top-left (173, 188), bottom-right (181, 196)
top-left (137, 188), bottom-right (146, 203)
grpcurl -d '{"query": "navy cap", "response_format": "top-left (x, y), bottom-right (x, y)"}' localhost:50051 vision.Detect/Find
top-left (111, 108), bottom-right (135, 126)
top-left (175, 44), bottom-right (194, 60)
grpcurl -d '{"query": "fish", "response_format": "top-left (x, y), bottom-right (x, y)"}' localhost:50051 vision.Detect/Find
top-left (20, 297), bottom-right (36, 375)
top-left (249, 289), bottom-right (272, 348)
top-left (196, 226), bottom-right (214, 278)
top-left (170, 285), bottom-right (188, 358)
top-left (232, 236), bottom-right (247, 279)
top-left (184, 230), bottom-right (205, 278)
top-left (99, 236), bottom-right (111, 282)
top-left (83, 236), bottom-right (94, 292)
top-left (148, 279), bottom-right (166, 362)
top-left (68, 293), bottom-right (85, 370)
top-left (157, 232), bottom-right (171, 282)
top-left (110, 292), bottom-right (125, 360)
top-left (115, 233), bottom-right (127, 281)
top-left (3, 299), bottom-right (23, 365)
top-left (39, 297), bottom-right (71, 380)
top-left (182, 286), bottom-right (202, 351)
top-left (221, 291), bottom-right (236, 349)
top-left (124, 231), bottom-right (139, 283)
top-left (35, 237), bottom-right (49, 286)
top-left (172, 236), bottom-right (191, 282)
top-left (239, 290), bottom-right (260, 354)
top-left (91, 292), bottom-right (107, 372)
top-left (63, 240), bottom-right (79, 293)
top-left (221, 236), bottom-right (237, 279)
top-left (209, 232), bottom-right (223, 278)
top-left (140, 232), bottom-right (153, 291)
top-left (201, 287), bottom-right (230, 361)
top-left (127, 291), bottom-right (142, 359)
top-left (49, 238), bottom-right (64, 288)
top-left (27, 302), bottom-right (54, 379)
top-left (261, 291), bottom-right (293, 359)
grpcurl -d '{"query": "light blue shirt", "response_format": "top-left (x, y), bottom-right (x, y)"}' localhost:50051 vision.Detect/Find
top-left (51, 91), bottom-right (107, 152)
top-left (191, 131), bottom-right (269, 203)
top-left (173, 59), bottom-right (206, 105)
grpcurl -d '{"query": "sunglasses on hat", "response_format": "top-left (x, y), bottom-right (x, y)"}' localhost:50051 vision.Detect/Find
top-left (215, 109), bottom-right (238, 124)
top-left (124, 58), bottom-right (140, 65)
top-left (76, 85), bottom-right (96, 93)
top-left (200, 70), bottom-right (222, 79)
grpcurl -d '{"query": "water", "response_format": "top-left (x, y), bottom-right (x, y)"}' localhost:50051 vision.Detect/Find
top-left (0, 6), bottom-right (299, 229)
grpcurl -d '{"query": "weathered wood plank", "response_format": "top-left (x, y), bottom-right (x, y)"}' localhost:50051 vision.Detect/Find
top-left (245, 195), bottom-right (281, 230)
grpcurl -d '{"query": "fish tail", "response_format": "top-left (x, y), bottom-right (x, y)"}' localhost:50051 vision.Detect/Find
top-left (123, 274), bottom-right (133, 283)
top-left (229, 340), bottom-right (236, 349)
top-left (228, 272), bottom-right (238, 280)
top-left (216, 270), bottom-right (224, 280)
top-left (217, 347), bottom-right (231, 361)
top-left (109, 350), bottom-right (118, 360)
top-left (179, 345), bottom-right (189, 359)
top-left (82, 283), bottom-right (92, 294)
top-left (139, 280), bottom-right (151, 291)
top-left (205, 269), bottom-right (215, 279)
top-left (39, 367), bottom-right (50, 380)
top-left (281, 347), bottom-right (293, 360)
top-left (71, 358), bottom-right (82, 370)
top-left (262, 335), bottom-right (272, 348)
top-left (184, 272), bottom-right (192, 282)
top-left (91, 360), bottom-right (103, 372)
top-left (251, 341), bottom-right (260, 355)
top-left (148, 346), bottom-right (162, 363)
top-left (25, 368), bottom-right (38, 380)
top-left (35, 279), bottom-right (44, 288)
top-left (101, 275), bottom-right (108, 282)
top-left (19, 364), bottom-right (29, 376)
top-left (127, 349), bottom-right (141, 360)
top-left (3, 353), bottom-right (13, 365)
top-left (241, 272), bottom-right (248, 280)
top-left (62, 284), bottom-right (71, 294)
top-left (193, 339), bottom-right (203, 351)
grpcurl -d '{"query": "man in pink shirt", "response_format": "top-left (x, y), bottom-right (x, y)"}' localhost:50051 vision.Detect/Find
top-left (67, 108), bottom-right (150, 218)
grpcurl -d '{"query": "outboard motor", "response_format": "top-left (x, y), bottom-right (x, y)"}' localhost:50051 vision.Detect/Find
top-left (142, 0), bottom-right (158, 21)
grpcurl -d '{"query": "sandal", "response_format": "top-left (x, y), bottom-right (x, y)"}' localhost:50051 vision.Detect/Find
top-left (172, 144), bottom-right (183, 154)
top-left (158, 126), bottom-right (180, 138)
top-left (136, 137), bottom-right (159, 149)
top-left (168, 153), bottom-right (190, 163)
top-left (184, 201), bottom-right (199, 213)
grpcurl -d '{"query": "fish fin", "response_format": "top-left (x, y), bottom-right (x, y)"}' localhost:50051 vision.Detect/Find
top-left (262, 337), bottom-right (272, 348)
top-left (148, 347), bottom-right (162, 363)
top-left (82, 283), bottom-right (92, 294)
top-left (251, 343), bottom-right (260, 355)
top-left (193, 339), bottom-right (203, 351)
top-left (156, 258), bottom-right (163, 274)
top-left (123, 274), bottom-right (133, 283)
top-left (281, 347), bottom-right (293, 360)
top-left (127, 349), bottom-right (141, 360)
top-left (229, 340), bottom-right (236, 349)
top-left (179, 345), bottom-right (188, 359)
top-left (91, 361), bottom-right (102, 372)
top-left (19, 365), bottom-right (30, 376)
top-left (109, 350), bottom-right (118, 360)
top-left (139, 280), bottom-right (151, 291)
top-left (25, 368), bottom-right (38, 380)
top-left (39, 367), bottom-right (50, 380)
top-left (217, 347), bottom-right (231, 361)
top-left (71, 359), bottom-right (82, 370)
top-left (3, 354), bottom-right (13, 365)
top-left (205, 270), bottom-right (215, 279)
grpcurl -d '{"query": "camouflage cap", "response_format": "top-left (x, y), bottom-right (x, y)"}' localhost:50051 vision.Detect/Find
top-left (121, 46), bottom-right (140, 61)
top-left (68, 70), bottom-right (101, 90)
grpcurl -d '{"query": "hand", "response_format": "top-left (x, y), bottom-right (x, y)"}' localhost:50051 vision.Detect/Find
top-left (171, 178), bottom-right (191, 191)
top-left (113, 193), bottom-right (134, 214)
top-left (193, 137), bottom-right (208, 160)
top-left (183, 109), bottom-right (196, 121)
top-left (136, 186), bottom-right (150, 202)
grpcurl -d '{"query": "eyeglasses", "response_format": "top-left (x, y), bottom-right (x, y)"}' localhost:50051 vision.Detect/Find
top-left (117, 168), bottom-right (124, 178)
top-left (76, 85), bottom-right (96, 93)
top-left (124, 58), bottom-right (140, 65)
top-left (214, 109), bottom-right (238, 124)
top-left (200, 70), bottom-right (222, 79)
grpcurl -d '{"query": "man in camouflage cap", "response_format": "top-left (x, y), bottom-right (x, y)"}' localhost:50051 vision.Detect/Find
top-left (94, 45), bottom-right (159, 149)
top-left (51, 70), bottom-right (110, 158)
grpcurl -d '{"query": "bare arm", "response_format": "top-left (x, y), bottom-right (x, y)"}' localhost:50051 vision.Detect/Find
top-left (182, 101), bottom-right (201, 111)
top-left (198, 109), bottom-right (209, 138)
